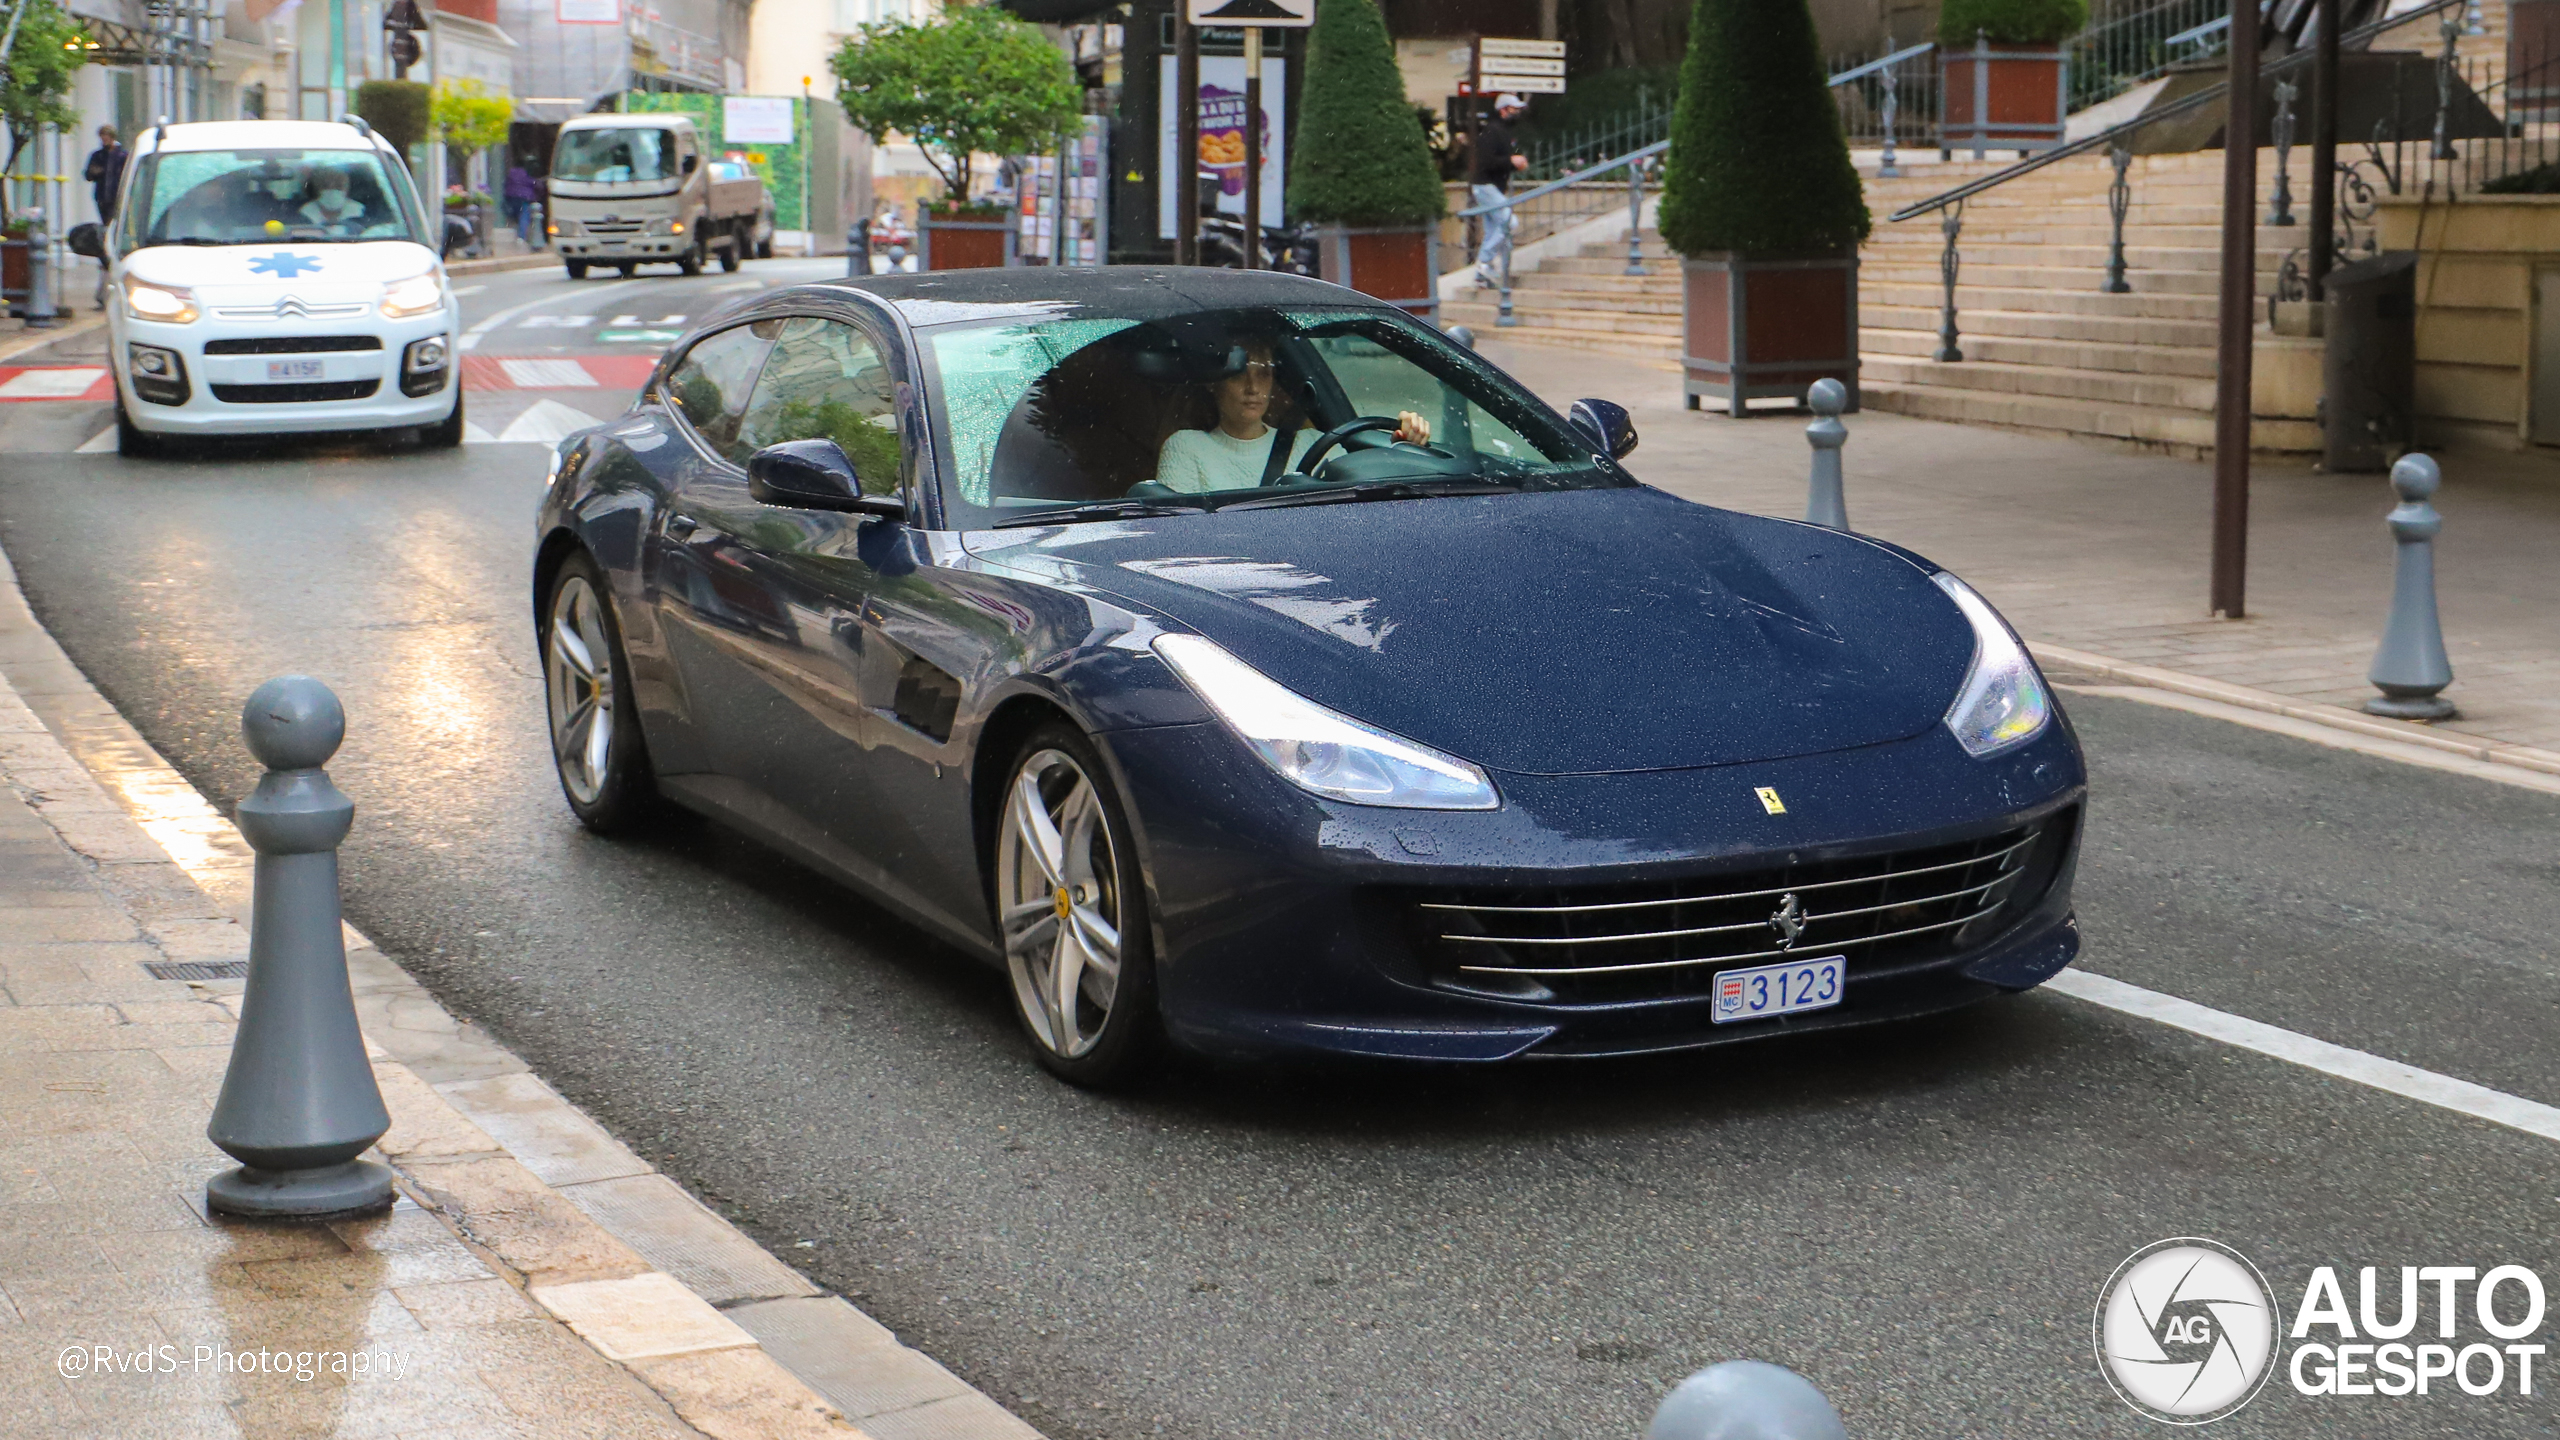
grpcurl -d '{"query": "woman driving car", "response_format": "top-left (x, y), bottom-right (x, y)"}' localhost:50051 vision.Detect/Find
top-left (1152, 341), bottom-right (1429, 495)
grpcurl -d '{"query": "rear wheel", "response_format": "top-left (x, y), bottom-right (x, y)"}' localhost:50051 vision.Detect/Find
top-left (756, 231), bottom-right (773, 260)
top-left (994, 726), bottom-right (1160, 1086)
top-left (542, 554), bottom-right (660, 833)
top-left (564, 258), bottom-right (588, 279)
top-left (616, 263), bottom-right (636, 278)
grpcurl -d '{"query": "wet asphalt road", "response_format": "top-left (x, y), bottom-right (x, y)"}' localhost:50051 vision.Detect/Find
top-left (1, 263), bottom-right (2556, 1438)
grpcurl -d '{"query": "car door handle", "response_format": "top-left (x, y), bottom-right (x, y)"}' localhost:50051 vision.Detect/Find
top-left (665, 513), bottom-right (699, 539)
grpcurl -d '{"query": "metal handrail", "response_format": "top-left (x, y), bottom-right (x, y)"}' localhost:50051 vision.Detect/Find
top-left (1889, 0), bottom-right (2467, 222)
top-left (1830, 39), bottom-right (1937, 87)
top-left (1454, 139), bottom-right (1668, 219)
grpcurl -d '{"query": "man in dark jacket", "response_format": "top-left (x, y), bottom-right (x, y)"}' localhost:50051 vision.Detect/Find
top-left (84, 125), bottom-right (126, 308)
top-left (1470, 95), bottom-right (1529, 288)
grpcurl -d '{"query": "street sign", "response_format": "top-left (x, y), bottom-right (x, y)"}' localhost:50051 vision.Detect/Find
top-left (382, 0), bottom-right (425, 28)
top-left (1186, 0), bottom-right (1311, 26)
top-left (1476, 75), bottom-right (1567, 93)
top-left (1471, 35), bottom-right (1569, 97)
top-left (1478, 37), bottom-right (1566, 58)
top-left (1480, 57), bottom-right (1566, 77)
top-left (385, 28), bottom-right (421, 69)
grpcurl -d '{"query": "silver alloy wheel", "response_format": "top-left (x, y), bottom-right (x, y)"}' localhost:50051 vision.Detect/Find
top-left (545, 575), bottom-right (616, 806)
top-left (996, 748), bottom-right (1124, 1060)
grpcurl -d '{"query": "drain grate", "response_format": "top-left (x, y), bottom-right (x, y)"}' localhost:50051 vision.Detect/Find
top-left (144, 960), bottom-right (249, 981)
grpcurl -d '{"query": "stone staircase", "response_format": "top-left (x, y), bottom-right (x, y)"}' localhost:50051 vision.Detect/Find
top-left (1442, 0), bottom-right (2509, 455)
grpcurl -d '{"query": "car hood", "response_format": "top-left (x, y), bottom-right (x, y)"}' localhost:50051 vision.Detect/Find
top-left (965, 486), bottom-right (1980, 775)
top-left (124, 240), bottom-right (438, 300)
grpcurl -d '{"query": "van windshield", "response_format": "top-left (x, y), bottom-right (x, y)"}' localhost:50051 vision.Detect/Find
top-left (127, 148), bottom-right (425, 247)
top-left (554, 127), bottom-right (677, 183)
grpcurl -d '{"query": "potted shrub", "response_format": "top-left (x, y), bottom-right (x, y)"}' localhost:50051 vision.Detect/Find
top-left (1938, 0), bottom-right (2087, 159)
top-left (1290, 0), bottom-right (1446, 319)
top-left (1661, 0), bottom-right (1869, 416)
top-left (833, 5), bottom-right (1078, 270)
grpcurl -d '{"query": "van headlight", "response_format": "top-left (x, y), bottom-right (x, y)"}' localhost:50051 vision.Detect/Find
top-left (121, 277), bottom-right (197, 324)
top-left (1936, 572), bottom-right (2051, 758)
top-left (380, 271), bottom-right (446, 319)
top-left (1153, 634), bottom-right (1498, 810)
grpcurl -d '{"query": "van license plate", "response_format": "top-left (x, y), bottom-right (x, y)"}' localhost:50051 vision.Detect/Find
top-left (266, 360), bottom-right (324, 381)
top-left (1712, 956), bottom-right (1844, 1024)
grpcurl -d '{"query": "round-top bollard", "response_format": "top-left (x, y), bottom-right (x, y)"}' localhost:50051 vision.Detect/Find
top-left (2363, 453), bottom-right (2457, 721)
top-left (205, 676), bottom-right (395, 1219)
top-left (1804, 378), bottom-right (1850, 531)
top-left (1648, 1361), bottom-right (1850, 1440)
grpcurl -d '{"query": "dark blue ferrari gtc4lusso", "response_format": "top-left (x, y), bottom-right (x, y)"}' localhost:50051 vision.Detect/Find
top-left (532, 267), bottom-right (2085, 1085)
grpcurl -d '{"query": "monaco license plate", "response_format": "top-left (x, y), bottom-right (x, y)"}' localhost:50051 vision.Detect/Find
top-left (1712, 955), bottom-right (1845, 1025)
top-left (265, 359), bottom-right (324, 381)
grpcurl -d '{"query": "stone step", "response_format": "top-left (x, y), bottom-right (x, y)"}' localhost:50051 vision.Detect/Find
top-left (1862, 281), bottom-right (2220, 320)
top-left (1859, 303), bottom-right (2217, 352)
top-left (1863, 378), bottom-right (2319, 455)
top-left (1862, 350), bottom-right (2215, 409)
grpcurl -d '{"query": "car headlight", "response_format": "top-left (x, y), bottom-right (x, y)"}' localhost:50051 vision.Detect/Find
top-left (1936, 572), bottom-right (2050, 758)
top-left (1153, 634), bottom-right (1498, 810)
top-left (380, 271), bottom-right (446, 319)
top-left (121, 277), bottom-right (197, 324)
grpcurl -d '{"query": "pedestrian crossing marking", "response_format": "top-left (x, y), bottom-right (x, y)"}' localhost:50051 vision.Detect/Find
top-left (0, 367), bottom-right (111, 401)
top-left (499, 358), bottom-right (601, 389)
top-left (463, 355), bottom-right (656, 392)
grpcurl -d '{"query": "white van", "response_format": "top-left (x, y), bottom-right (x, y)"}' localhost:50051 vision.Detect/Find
top-left (72, 118), bottom-right (464, 457)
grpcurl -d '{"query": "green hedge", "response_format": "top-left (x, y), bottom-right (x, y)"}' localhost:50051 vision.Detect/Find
top-left (353, 80), bottom-right (430, 156)
top-left (1938, 0), bottom-right (2089, 46)
top-left (1656, 0), bottom-right (1867, 258)
top-left (1289, 0), bottom-right (1444, 226)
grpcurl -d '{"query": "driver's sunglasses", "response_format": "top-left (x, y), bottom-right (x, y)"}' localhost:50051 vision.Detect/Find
top-left (1234, 360), bottom-right (1277, 380)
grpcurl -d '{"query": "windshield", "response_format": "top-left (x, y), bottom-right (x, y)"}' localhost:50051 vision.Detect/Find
top-left (554, 127), bottom-right (677, 183)
top-left (921, 305), bottom-right (1626, 528)
top-left (127, 148), bottom-right (425, 248)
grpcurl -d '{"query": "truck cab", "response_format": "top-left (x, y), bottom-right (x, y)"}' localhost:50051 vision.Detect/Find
top-left (547, 114), bottom-right (748, 278)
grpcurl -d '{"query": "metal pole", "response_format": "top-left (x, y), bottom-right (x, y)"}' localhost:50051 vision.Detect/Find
top-left (1803, 378), bottom-right (1850, 530)
top-left (24, 212), bottom-right (54, 328)
top-left (1933, 199), bottom-right (1964, 361)
top-left (2364, 454), bottom-right (2456, 719)
top-left (2210, 0), bottom-right (2258, 619)
top-left (2434, 2), bottom-right (2460, 160)
top-left (1624, 156), bottom-right (1644, 275)
top-left (1879, 60), bottom-right (1901, 178)
top-left (1241, 26), bottom-right (1260, 270)
top-left (1175, 7), bottom-right (1198, 266)
top-left (2104, 141), bottom-right (2133, 293)
top-left (1496, 202), bottom-right (1516, 325)
top-left (2308, 0), bottom-right (2338, 297)
top-left (2267, 78), bottom-right (2296, 225)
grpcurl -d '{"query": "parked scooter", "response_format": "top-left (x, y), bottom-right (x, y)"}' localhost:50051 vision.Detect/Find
top-left (1192, 171), bottom-right (1318, 276)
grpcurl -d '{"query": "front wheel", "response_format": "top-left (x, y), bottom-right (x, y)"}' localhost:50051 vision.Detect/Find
top-left (718, 227), bottom-right (741, 272)
top-left (114, 398), bottom-right (162, 458)
top-left (678, 229), bottom-right (705, 276)
top-left (994, 726), bottom-right (1160, 1086)
top-left (419, 390), bottom-right (464, 449)
top-left (542, 554), bottom-right (660, 833)
top-left (564, 258), bottom-right (589, 279)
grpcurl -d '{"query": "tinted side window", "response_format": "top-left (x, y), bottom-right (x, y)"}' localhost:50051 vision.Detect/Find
top-left (736, 317), bottom-right (902, 496)
top-left (663, 319), bottom-right (779, 464)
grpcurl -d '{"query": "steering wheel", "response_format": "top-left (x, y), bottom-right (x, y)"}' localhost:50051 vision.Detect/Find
top-left (1295, 416), bottom-right (1437, 479)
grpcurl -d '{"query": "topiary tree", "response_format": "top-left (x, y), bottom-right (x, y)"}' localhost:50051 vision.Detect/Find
top-left (354, 79), bottom-right (430, 156)
top-left (1656, 0), bottom-right (1867, 257)
top-left (1289, 0), bottom-right (1444, 226)
top-left (1938, 0), bottom-right (2090, 45)
top-left (830, 5), bottom-right (1080, 207)
top-left (1, 0), bottom-right (84, 193)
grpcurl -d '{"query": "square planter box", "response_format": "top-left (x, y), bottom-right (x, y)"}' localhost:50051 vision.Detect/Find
top-left (920, 217), bottom-right (1016, 271)
top-left (1941, 37), bottom-right (2068, 159)
top-left (1682, 254), bottom-right (1860, 417)
top-left (1313, 224), bottom-right (1439, 323)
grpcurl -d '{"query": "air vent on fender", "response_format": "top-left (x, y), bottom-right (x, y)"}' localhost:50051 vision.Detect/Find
top-left (891, 654), bottom-right (962, 742)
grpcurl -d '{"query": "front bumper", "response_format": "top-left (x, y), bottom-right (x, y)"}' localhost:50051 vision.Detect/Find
top-left (554, 228), bottom-right (689, 259)
top-left (115, 311), bottom-right (459, 436)
top-left (1100, 715), bottom-right (2086, 1063)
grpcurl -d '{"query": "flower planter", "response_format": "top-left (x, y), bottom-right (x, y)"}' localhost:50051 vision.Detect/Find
top-left (1940, 36), bottom-right (2068, 160)
top-left (1681, 253), bottom-right (1860, 417)
top-left (2512, 0), bottom-right (2560, 121)
top-left (919, 217), bottom-right (1016, 271)
top-left (0, 237), bottom-right (29, 313)
top-left (1311, 224), bottom-right (1439, 323)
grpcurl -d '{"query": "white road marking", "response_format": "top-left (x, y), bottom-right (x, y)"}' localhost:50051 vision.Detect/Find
top-left (500, 358), bottom-right (599, 389)
top-left (0, 368), bottom-right (105, 398)
top-left (74, 428), bottom-right (115, 454)
top-left (496, 398), bottom-right (603, 442)
top-left (460, 420), bottom-right (499, 444)
top-left (518, 314), bottom-right (594, 328)
top-left (452, 284), bottom-right (487, 296)
top-left (2048, 969), bottom-right (2560, 1145)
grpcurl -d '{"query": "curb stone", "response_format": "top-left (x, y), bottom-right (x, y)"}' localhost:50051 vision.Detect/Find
top-left (0, 536), bottom-right (1048, 1440)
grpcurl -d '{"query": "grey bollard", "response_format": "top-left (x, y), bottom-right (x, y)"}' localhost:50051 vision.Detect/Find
top-left (205, 676), bottom-right (395, 1219)
top-left (1649, 1361), bottom-right (1851, 1440)
top-left (24, 215), bottom-right (55, 329)
top-left (2363, 453), bottom-right (2457, 721)
top-left (1804, 378), bottom-right (1850, 531)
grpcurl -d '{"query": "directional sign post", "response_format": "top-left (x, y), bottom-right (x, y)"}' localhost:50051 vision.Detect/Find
top-left (1474, 36), bottom-right (1568, 96)
top-left (1186, 0), bottom-right (1310, 269)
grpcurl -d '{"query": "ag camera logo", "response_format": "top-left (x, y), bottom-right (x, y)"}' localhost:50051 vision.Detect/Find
top-left (2095, 1238), bottom-right (2282, 1424)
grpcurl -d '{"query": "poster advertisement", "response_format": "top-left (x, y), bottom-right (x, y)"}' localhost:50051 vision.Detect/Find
top-left (722, 96), bottom-right (795, 145)
top-left (1157, 54), bottom-right (1287, 239)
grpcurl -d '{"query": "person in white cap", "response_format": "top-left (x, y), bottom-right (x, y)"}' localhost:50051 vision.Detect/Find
top-left (1470, 94), bottom-right (1530, 289)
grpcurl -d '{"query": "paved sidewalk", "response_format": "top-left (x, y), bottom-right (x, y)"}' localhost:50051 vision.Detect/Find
top-left (1482, 339), bottom-right (2560, 757)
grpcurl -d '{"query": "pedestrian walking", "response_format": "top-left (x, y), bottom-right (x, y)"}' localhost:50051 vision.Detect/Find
top-left (504, 163), bottom-right (538, 243)
top-left (83, 124), bottom-right (127, 309)
top-left (1470, 94), bottom-right (1529, 289)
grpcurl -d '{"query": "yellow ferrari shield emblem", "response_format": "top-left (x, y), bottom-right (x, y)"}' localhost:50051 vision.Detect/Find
top-left (1755, 787), bottom-right (1786, 815)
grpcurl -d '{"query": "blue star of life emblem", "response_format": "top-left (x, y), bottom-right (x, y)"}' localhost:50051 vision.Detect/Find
top-left (248, 252), bottom-right (323, 278)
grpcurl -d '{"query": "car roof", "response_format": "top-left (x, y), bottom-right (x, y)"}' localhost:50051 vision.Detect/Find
top-left (137, 119), bottom-right (389, 155)
top-left (812, 266), bottom-right (1395, 326)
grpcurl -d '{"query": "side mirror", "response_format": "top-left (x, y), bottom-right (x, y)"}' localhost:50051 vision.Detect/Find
top-left (1568, 398), bottom-right (1639, 460)
top-left (66, 222), bottom-right (102, 260)
top-left (681, 152), bottom-right (699, 174)
top-left (746, 438), bottom-right (904, 519)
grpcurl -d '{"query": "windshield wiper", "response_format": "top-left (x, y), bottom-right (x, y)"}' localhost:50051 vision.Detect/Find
top-left (1214, 479), bottom-right (1516, 511)
top-left (990, 499), bottom-right (1208, 529)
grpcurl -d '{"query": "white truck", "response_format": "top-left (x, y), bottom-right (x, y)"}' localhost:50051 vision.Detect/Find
top-left (546, 113), bottom-right (769, 278)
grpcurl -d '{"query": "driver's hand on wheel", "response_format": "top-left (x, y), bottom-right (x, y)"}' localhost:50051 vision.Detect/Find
top-left (1394, 411), bottom-right (1432, 446)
